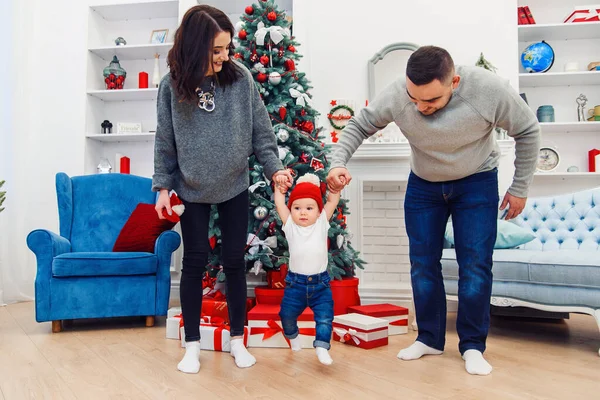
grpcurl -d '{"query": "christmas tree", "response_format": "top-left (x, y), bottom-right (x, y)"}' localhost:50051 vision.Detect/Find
top-left (204, 0), bottom-right (364, 282)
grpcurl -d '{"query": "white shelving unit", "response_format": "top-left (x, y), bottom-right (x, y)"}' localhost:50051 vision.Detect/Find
top-left (87, 88), bottom-right (159, 101)
top-left (85, 1), bottom-right (179, 176)
top-left (517, 1), bottom-right (600, 196)
top-left (89, 43), bottom-right (173, 61)
top-left (86, 132), bottom-right (156, 142)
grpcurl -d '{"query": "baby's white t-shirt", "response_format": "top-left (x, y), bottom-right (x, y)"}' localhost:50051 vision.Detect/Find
top-left (282, 210), bottom-right (330, 276)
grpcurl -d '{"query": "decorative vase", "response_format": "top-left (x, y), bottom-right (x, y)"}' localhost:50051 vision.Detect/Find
top-left (103, 56), bottom-right (126, 90)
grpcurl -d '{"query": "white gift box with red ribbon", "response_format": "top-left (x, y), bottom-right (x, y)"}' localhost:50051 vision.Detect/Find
top-left (247, 304), bottom-right (315, 348)
top-left (178, 316), bottom-right (248, 351)
top-left (347, 303), bottom-right (409, 335)
top-left (332, 313), bottom-right (388, 349)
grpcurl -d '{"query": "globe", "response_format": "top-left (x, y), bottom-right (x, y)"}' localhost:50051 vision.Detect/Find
top-left (521, 41), bottom-right (555, 73)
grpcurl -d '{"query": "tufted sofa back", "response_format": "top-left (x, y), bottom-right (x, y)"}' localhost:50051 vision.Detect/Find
top-left (511, 187), bottom-right (600, 251)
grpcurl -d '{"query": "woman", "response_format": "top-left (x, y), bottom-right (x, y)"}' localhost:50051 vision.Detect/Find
top-left (153, 5), bottom-right (292, 373)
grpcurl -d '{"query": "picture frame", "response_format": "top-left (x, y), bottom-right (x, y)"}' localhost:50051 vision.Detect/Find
top-left (116, 122), bottom-right (142, 134)
top-left (150, 29), bottom-right (169, 44)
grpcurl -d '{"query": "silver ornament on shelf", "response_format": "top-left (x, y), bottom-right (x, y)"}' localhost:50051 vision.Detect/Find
top-left (268, 71), bottom-right (282, 85)
top-left (277, 129), bottom-right (289, 142)
top-left (251, 260), bottom-right (263, 275)
top-left (254, 206), bottom-right (268, 220)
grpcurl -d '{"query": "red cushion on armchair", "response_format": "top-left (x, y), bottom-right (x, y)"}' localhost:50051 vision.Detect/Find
top-left (113, 203), bottom-right (176, 253)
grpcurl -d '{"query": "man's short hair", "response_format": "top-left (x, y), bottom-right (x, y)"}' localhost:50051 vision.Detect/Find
top-left (406, 46), bottom-right (455, 86)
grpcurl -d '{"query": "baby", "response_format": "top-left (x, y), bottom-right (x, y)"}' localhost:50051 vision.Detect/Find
top-left (273, 173), bottom-right (341, 365)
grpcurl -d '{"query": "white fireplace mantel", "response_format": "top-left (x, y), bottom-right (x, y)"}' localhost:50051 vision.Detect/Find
top-left (341, 139), bottom-right (516, 306)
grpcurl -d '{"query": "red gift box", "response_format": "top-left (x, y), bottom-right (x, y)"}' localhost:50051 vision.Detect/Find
top-left (330, 277), bottom-right (361, 315)
top-left (202, 294), bottom-right (229, 323)
top-left (247, 304), bottom-right (315, 348)
top-left (332, 313), bottom-right (388, 349)
top-left (267, 264), bottom-right (288, 289)
top-left (254, 286), bottom-right (285, 305)
top-left (347, 303), bottom-right (409, 335)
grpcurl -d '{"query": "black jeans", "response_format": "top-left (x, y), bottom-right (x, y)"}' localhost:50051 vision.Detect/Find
top-left (179, 190), bottom-right (249, 340)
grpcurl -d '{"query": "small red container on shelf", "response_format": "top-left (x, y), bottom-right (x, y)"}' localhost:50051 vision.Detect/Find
top-left (139, 72), bottom-right (148, 89)
top-left (120, 156), bottom-right (130, 174)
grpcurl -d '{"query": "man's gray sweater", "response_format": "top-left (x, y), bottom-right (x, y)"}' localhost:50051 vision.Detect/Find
top-left (152, 61), bottom-right (282, 203)
top-left (330, 65), bottom-right (541, 198)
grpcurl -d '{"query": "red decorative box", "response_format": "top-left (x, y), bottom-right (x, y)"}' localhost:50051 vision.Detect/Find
top-left (267, 264), bottom-right (288, 289)
top-left (330, 277), bottom-right (361, 315)
top-left (247, 304), bottom-right (315, 348)
top-left (202, 296), bottom-right (229, 323)
top-left (564, 7), bottom-right (600, 23)
top-left (254, 286), bottom-right (284, 305)
top-left (332, 313), bottom-right (388, 349)
top-left (347, 303), bottom-right (409, 335)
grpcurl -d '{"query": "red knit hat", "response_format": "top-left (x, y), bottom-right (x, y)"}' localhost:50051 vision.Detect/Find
top-left (287, 173), bottom-right (324, 211)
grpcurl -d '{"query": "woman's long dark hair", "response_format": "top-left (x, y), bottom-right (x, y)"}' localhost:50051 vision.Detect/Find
top-left (167, 5), bottom-right (241, 103)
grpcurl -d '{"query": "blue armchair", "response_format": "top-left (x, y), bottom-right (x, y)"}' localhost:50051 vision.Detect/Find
top-left (27, 172), bottom-right (181, 332)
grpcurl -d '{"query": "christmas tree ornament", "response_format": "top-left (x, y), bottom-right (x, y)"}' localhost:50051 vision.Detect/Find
top-left (301, 120), bottom-right (314, 134)
top-left (300, 109), bottom-right (306, 116)
top-left (310, 157), bottom-right (325, 171)
top-left (245, 5), bottom-right (254, 15)
top-left (260, 55), bottom-right (270, 65)
top-left (277, 128), bottom-right (289, 142)
top-left (268, 221), bottom-right (276, 235)
top-left (250, 51), bottom-right (259, 63)
top-left (284, 59), bottom-right (296, 71)
top-left (234, 53), bottom-right (243, 60)
top-left (278, 47), bottom-right (284, 58)
top-left (235, 21), bottom-right (245, 32)
top-left (279, 106), bottom-right (287, 120)
top-left (238, 29), bottom-right (247, 40)
top-left (252, 63), bottom-right (266, 73)
top-left (256, 72), bottom-right (268, 83)
top-left (299, 153), bottom-right (309, 163)
top-left (278, 146), bottom-right (290, 160)
top-left (288, 45), bottom-right (296, 52)
top-left (337, 234), bottom-right (345, 249)
top-left (209, 236), bottom-right (217, 249)
top-left (268, 71), bottom-right (282, 85)
top-left (254, 206), bottom-right (268, 220)
top-left (267, 11), bottom-right (277, 21)
top-left (251, 260), bottom-right (263, 275)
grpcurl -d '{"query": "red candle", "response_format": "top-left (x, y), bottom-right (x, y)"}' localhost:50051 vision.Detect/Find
top-left (120, 156), bottom-right (130, 174)
top-left (139, 72), bottom-right (148, 89)
top-left (589, 149), bottom-right (600, 172)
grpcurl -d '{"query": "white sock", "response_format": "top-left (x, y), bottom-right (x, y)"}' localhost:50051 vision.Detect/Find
top-left (462, 349), bottom-right (492, 376)
top-left (230, 338), bottom-right (256, 368)
top-left (177, 341), bottom-right (201, 374)
top-left (316, 347), bottom-right (333, 365)
top-left (289, 336), bottom-right (302, 352)
top-left (397, 341), bottom-right (443, 361)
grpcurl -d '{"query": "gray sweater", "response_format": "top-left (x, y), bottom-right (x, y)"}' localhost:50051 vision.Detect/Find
top-left (331, 66), bottom-right (541, 198)
top-left (152, 61), bottom-right (283, 203)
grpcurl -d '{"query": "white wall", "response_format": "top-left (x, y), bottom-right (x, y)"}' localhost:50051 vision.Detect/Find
top-left (293, 0), bottom-right (519, 194)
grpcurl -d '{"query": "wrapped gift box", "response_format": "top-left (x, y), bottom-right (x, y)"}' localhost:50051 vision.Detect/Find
top-left (167, 307), bottom-right (182, 318)
top-left (347, 303), bottom-right (409, 335)
top-left (332, 313), bottom-right (388, 349)
top-left (166, 311), bottom-right (183, 340)
top-left (254, 286), bottom-right (285, 305)
top-left (330, 277), bottom-right (361, 315)
top-left (247, 304), bottom-right (315, 348)
top-left (180, 317), bottom-right (248, 351)
top-left (202, 294), bottom-right (229, 323)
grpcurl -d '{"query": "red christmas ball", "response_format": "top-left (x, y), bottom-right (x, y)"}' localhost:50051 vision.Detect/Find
top-left (234, 53), bottom-right (243, 60)
top-left (300, 109), bottom-right (306, 116)
top-left (238, 29), bottom-right (247, 40)
top-left (279, 106), bottom-right (287, 120)
top-left (284, 59), bottom-right (295, 71)
top-left (260, 55), bottom-right (270, 65)
top-left (288, 45), bottom-right (296, 53)
top-left (257, 72), bottom-right (268, 83)
top-left (245, 5), bottom-right (254, 15)
top-left (267, 11), bottom-right (277, 21)
top-left (301, 121), bottom-right (314, 133)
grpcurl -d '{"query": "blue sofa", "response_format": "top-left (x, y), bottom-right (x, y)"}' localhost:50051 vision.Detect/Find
top-left (442, 186), bottom-right (600, 355)
top-left (27, 173), bottom-right (181, 332)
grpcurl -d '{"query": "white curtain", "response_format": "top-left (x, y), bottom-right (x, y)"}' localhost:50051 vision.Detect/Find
top-left (0, 0), bottom-right (37, 305)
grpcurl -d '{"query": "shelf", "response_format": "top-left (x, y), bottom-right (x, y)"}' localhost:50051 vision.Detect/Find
top-left (87, 133), bottom-right (155, 142)
top-left (519, 71), bottom-right (600, 87)
top-left (534, 172), bottom-right (600, 178)
top-left (87, 88), bottom-right (158, 101)
top-left (90, 1), bottom-right (179, 21)
top-left (540, 122), bottom-right (600, 133)
top-left (518, 21), bottom-right (600, 42)
top-left (89, 43), bottom-right (172, 61)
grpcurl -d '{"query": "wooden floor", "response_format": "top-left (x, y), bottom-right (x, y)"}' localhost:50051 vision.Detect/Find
top-left (1, 302), bottom-right (598, 400)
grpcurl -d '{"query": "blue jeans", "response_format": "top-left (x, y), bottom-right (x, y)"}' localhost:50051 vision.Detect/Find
top-left (405, 169), bottom-right (499, 355)
top-left (279, 271), bottom-right (334, 350)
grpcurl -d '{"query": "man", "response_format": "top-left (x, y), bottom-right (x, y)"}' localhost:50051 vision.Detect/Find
top-left (327, 46), bottom-right (540, 376)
